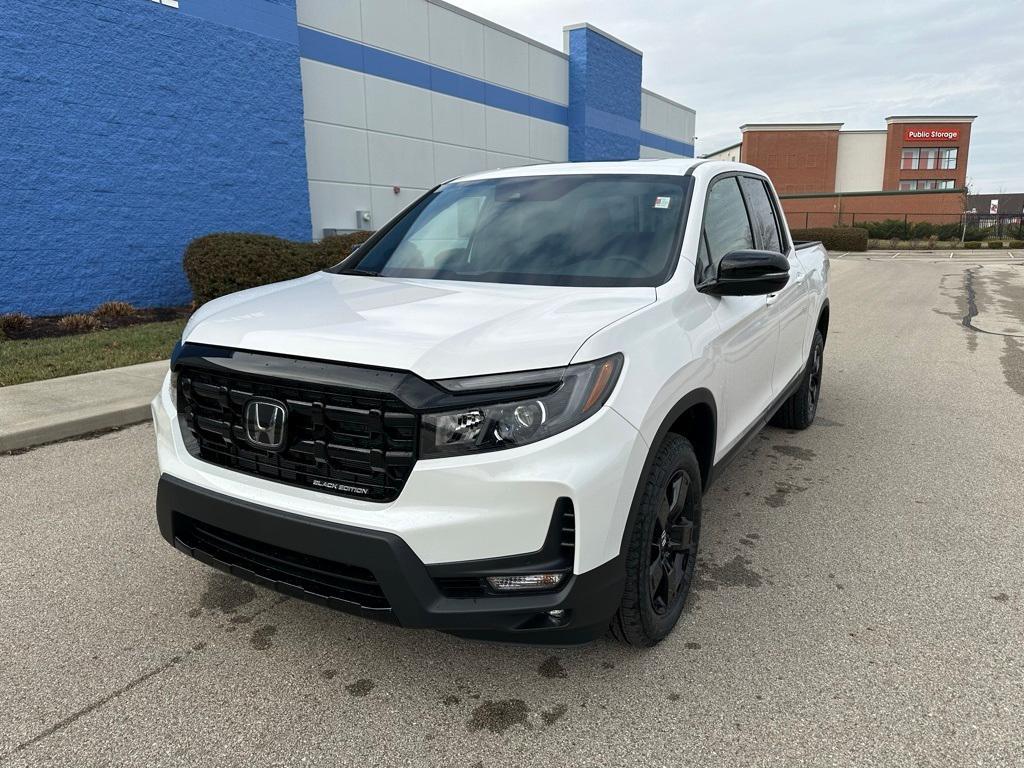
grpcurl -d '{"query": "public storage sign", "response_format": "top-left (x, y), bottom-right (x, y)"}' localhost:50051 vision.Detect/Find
top-left (903, 127), bottom-right (960, 142)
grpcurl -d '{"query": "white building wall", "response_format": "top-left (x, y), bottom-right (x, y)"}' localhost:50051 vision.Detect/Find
top-left (298, 0), bottom-right (569, 236)
top-left (703, 144), bottom-right (741, 162)
top-left (640, 89), bottom-right (696, 156)
top-left (834, 131), bottom-right (887, 193)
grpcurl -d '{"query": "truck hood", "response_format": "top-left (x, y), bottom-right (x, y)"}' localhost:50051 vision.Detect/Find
top-left (183, 272), bottom-right (655, 379)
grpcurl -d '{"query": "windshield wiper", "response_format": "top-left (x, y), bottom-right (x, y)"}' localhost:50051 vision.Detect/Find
top-left (339, 268), bottom-right (381, 277)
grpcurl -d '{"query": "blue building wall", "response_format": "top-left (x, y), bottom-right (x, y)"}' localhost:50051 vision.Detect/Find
top-left (0, 0), bottom-right (310, 315)
top-left (566, 25), bottom-right (643, 162)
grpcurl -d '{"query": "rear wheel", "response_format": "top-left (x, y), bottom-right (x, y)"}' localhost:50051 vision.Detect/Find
top-left (611, 434), bottom-right (702, 647)
top-left (770, 329), bottom-right (824, 430)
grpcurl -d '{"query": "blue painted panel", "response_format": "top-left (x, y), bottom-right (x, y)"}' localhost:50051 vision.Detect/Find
top-left (430, 66), bottom-right (486, 103)
top-left (640, 130), bottom-right (695, 157)
top-left (297, 25), bottom-right (364, 70)
top-left (0, 0), bottom-right (310, 315)
top-left (567, 26), bottom-right (642, 161)
top-left (297, 27), bottom-right (569, 125)
top-left (364, 44), bottom-right (432, 90)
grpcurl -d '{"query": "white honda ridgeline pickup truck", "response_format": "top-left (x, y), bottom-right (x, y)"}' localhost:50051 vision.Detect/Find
top-left (153, 159), bottom-right (829, 646)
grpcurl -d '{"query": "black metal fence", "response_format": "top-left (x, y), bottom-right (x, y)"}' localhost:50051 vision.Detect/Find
top-left (962, 213), bottom-right (1024, 239)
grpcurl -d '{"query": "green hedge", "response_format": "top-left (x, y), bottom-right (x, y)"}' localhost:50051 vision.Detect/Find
top-left (1010, 240), bottom-right (1024, 248)
top-left (856, 219), bottom-right (963, 241)
top-left (789, 227), bottom-right (868, 252)
top-left (986, 241), bottom-right (1005, 249)
top-left (963, 241), bottom-right (982, 249)
top-left (183, 231), bottom-right (373, 305)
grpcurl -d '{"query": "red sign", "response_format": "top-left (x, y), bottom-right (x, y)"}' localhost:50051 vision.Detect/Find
top-left (903, 127), bottom-right (960, 142)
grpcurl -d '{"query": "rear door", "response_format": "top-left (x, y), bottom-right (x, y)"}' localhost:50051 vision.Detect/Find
top-left (697, 176), bottom-right (779, 455)
top-left (738, 176), bottom-right (811, 393)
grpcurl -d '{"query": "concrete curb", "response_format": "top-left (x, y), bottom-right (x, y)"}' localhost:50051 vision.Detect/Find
top-left (0, 360), bottom-right (168, 452)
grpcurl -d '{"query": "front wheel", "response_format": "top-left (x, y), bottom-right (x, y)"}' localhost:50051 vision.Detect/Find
top-left (770, 329), bottom-right (824, 430)
top-left (611, 434), bottom-right (702, 647)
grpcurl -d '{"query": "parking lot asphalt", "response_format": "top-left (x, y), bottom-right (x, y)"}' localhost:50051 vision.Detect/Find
top-left (2, 258), bottom-right (1023, 767)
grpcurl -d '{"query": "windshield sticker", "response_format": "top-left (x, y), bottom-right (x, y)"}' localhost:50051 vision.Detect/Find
top-left (654, 196), bottom-right (672, 209)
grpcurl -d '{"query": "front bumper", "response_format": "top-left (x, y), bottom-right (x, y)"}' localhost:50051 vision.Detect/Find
top-left (152, 371), bottom-right (649, 572)
top-left (157, 474), bottom-right (624, 643)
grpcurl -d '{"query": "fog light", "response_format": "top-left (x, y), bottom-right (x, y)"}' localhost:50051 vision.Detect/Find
top-left (548, 609), bottom-right (566, 618)
top-left (486, 573), bottom-right (565, 592)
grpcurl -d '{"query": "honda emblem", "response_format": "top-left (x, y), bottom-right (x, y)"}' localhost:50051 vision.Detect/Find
top-left (244, 398), bottom-right (287, 450)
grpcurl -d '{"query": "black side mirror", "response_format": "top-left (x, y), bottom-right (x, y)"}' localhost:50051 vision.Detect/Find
top-left (698, 250), bottom-right (789, 296)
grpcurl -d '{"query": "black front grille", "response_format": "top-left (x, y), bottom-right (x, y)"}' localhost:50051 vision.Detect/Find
top-left (177, 365), bottom-right (417, 502)
top-left (176, 515), bottom-right (390, 610)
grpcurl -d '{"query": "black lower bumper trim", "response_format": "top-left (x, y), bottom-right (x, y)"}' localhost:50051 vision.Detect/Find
top-left (156, 474), bottom-right (624, 643)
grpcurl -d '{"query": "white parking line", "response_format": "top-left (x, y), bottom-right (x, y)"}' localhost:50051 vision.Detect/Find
top-left (836, 252), bottom-right (848, 259)
top-left (949, 252), bottom-right (954, 259)
top-left (1010, 252), bottom-right (1016, 259)
top-left (891, 252), bottom-right (900, 259)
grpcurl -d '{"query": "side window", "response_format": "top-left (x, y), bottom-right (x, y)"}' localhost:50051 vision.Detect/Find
top-left (739, 177), bottom-right (783, 253)
top-left (700, 177), bottom-right (754, 280)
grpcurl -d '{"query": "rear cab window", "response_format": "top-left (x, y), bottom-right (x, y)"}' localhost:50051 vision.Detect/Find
top-left (738, 176), bottom-right (785, 253)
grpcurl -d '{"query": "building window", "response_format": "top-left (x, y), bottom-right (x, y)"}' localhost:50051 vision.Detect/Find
top-left (899, 179), bottom-right (956, 191)
top-left (901, 147), bottom-right (958, 171)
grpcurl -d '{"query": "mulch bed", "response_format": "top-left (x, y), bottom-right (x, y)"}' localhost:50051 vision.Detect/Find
top-left (2, 306), bottom-right (192, 341)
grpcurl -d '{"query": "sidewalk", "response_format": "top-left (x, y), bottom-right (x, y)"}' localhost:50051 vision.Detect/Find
top-left (0, 360), bottom-right (168, 452)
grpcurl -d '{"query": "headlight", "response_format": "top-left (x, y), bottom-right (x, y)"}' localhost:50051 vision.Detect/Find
top-left (420, 354), bottom-right (623, 458)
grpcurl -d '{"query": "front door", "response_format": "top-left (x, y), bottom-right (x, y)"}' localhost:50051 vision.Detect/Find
top-left (736, 176), bottom-right (812, 393)
top-left (697, 176), bottom-right (779, 457)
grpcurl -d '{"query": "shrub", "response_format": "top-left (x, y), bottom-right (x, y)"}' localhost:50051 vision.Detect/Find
top-left (1009, 241), bottom-right (1024, 248)
top-left (909, 221), bottom-right (935, 239)
top-left (789, 226), bottom-right (868, 252)
top-left (986, 241), bottom-right (1005, 249)
top-left (94, 300), bottom-right (136, 318)
top-left (963, 241), bottom-right (982, 249)
top-left (57, 314), bottom-right (101, 333)
top-left (858, 219), bottom-right (962, 241)
top-left (183, 231), bottom-right (374, 305)
top-left (0, 312), bottom-right (31, 336)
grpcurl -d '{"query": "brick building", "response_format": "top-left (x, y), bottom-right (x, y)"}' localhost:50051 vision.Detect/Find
top-left (705, 116), bottom-right (976, 227)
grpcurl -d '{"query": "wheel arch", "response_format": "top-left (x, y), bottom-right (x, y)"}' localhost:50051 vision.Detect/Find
top-left (618, 388), bottom-right (717, 555)
top-left (817, 299), bottom-right (830, 345)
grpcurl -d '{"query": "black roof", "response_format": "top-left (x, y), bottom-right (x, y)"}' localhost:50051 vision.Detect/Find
top-left (966, 193), bottom-right (1024, 214)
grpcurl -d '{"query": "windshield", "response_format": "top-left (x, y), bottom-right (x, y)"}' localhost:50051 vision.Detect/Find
top-left (331, 174), bottom-right (692, 287)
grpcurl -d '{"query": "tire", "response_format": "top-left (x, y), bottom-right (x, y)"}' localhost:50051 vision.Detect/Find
top-left (611, 433), bottom-right (702, 647)
top-left (770, 329), bottom-right (824, 430)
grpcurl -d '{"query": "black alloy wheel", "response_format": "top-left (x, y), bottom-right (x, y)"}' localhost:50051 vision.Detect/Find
top-left (611, 433), bottom-right (703, 646)
top-left (648, 470), bottom-right (697, 615)
top-left (807, 342), bottom-right (823, 418)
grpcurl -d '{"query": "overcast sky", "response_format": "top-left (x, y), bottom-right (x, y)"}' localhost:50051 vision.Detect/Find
top-left (453, 0), bottom-right (1024, 193)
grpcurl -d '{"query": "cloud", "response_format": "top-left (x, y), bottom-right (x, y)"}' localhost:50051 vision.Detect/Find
top-left (453, 0), bottom-right (1024, 190)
